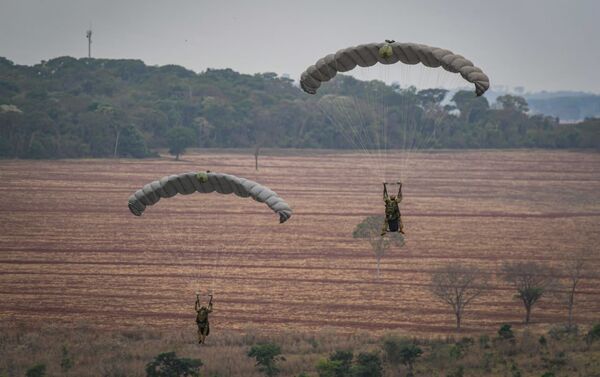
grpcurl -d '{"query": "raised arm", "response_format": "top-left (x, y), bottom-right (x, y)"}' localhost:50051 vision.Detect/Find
top-left (396, 182), bottom-right (403, 202)
top-left (195, 295), bottom-right (201, 312)
top-left (207, 295), bottom-right (213, 313)
top-left (383, 182), bottom-right (389, 200)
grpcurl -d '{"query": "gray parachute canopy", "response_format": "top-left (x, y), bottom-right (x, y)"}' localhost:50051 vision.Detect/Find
top-left (128, 171), bottom-right (292, 223)
top-left (300, 42), bottom-right (490, 96)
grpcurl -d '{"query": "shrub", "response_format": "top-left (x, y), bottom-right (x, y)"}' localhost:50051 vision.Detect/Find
top-left (585, 323), bottom-right (600, 344)
top-left (248, 343), bottom-right (285, 377)
top-left (25, 364), bottom-right (46, 377)
top-left (446, 365), bottom-right (464, 377)
top-left (350, 352), bottom-right (383, 377)
top-left (145, 352), bottom-right (202, 377)
top-left (481, 352), bottom-right (494, 372)
top-left (60, 345), bottom-right (73, 374)
top-left (498, 324), bottom-right (514, 340)
top-left (478, 335), bottom-right (490, 349)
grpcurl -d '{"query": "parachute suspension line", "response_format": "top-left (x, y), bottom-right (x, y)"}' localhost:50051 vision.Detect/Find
top-left (409, 67), bottom-right (465, 164)
top-left (127, 171), bottom-right (293, 298)
top-left (365, 62), bottom-right (391, 181)
top-left (399, 63), bottom-right (411, 183)
top-left (378, 64), bottom-right (391, 182)
top-left (403, 64), bottom-right (428, 178)
top-left (209, 226), bottom-right (272, 298)
top-left (358, 64), bottom-right (387, 182)
top-left (317, 99), bottom-right (384, 181)
top-left (316, 67), bottom-right (386, 181)
top-left (403, 65), bottom-right (427, 179)
top-left (210, 235), bottom-right (226, 295)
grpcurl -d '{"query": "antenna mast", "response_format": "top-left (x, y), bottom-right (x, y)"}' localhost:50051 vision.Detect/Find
top-left (86, 29), bottom-right (92, 58)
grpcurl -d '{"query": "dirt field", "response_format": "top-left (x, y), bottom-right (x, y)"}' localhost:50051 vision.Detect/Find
top-left (1, 150), bottom-right (599, 335)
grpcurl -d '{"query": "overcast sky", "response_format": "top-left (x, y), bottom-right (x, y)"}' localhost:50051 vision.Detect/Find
top-left (1, 0), bottom-right (599, 93)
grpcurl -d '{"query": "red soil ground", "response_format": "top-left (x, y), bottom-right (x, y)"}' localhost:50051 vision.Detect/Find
top-left (1, 150), bottom-right (599, 335)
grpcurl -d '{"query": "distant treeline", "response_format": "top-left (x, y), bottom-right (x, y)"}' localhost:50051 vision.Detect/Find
top-left (527, 94), bottom-right (600, 122)
top-left (0, 56), bottom-right (598, 159)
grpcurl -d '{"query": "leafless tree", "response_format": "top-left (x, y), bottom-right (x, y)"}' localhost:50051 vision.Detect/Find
top-left (429, 264), bottom-right (488, 330)
top-left (353, 216), bottom-right (404, 276)
top-left (557, 250), bottom-right (595, 328)
top-left (502, 261), bottom-right (557, 325)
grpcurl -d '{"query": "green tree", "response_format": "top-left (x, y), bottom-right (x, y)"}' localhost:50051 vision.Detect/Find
top-left (451, 90), bottom-right (490, 123)
top-left (316, 359), bottom-right (344, 377)
top-left (502, 262), bottom-right (557, 324)
top-left (382, 337), bottom-right (422, 376)
top-left (248, 343), bottom-right (285, 377)
top-left (119, 124), bottom-right (149, 158)
top-left (350, 352), bottom-right (383, 377)
top-left (317, 350), bottom-right (353, 377)
top-left (166, 127), bottom-right (195, 160)
top-left (25, 364), bottom-right (46, 377)
top-left (497, 95), bottom-right (529, 113)
top-left (145, 352), bottom-right (202, 377)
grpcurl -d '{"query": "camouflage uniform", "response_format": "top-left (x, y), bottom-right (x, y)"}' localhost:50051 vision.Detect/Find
top-left (195, 296), bottom-right (213, 344)
top-left (381, 183), bottom-right (404, 236)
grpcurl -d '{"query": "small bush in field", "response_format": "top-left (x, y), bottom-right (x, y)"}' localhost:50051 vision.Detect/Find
top-left (478, 335), bottom-right (490, 349)
top-left (60, 345), bottom-right (73, 374)
top-left (145, 352), bottom-right (202, 377)
top-left (586, 323), bottom-right (600, 344)
top-left (481, 352), bottom-right (494, 372)
top-left (510, 362), bottom-right (522, 377)
top-left (539, 335), bottom-right (547, 347)
top-left (548, 325), bottom-right (577, 341)
top-left (25, 364), bottom-right (46, 377)
top-left (446, 365), bottom-right (464, 377)
top-left (448, 344), bottom-right (463, 360)
top-left (498, 324), bottom-right (514, 340)
top-left (542, 351), bottom-right (567, 370)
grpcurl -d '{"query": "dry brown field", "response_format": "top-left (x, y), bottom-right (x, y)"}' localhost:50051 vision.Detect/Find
top-left (1, 149), bottom-right (599, 336)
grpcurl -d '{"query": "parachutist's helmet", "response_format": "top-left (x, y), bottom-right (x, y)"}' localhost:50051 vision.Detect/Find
top-left (390, 195), bottom-right (396, 200)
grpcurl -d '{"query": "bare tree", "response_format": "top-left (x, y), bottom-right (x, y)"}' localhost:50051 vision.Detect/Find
top-left (353, 216), bottom-right (404, 276)
top-left (254, 145), bottom-right (261, 171)
top-left (557, 251), bottom-right (595, 328)
top-left (429, 264), bottom-right (488, 330)
top-left (502, 261), bottom-right (557, 325)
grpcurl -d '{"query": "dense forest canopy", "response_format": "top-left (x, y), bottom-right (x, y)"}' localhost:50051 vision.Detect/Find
top-left (0, 56), bottom-right (598, 159)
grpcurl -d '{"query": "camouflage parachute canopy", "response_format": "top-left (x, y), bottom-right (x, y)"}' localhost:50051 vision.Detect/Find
top-left (300, 41), bottom-right (490, 96)
top-left (128, 171), bottom-right (292, 223)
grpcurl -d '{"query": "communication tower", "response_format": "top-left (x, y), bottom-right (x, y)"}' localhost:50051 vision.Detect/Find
top-left (86, 29), bottom-right (92, 58)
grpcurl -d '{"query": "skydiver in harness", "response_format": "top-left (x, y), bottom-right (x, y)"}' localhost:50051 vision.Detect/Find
top-left (381, 182), bottom-right (405, 236)
top-left (195, 292), bottom-right (213, 344)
